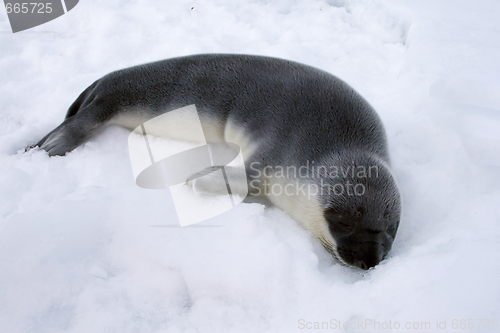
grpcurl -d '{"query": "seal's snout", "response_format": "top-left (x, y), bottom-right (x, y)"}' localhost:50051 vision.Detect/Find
top-left (338, 243), bottom-right (384, 270)
top-left (324, 204), bottom-right (397, 269)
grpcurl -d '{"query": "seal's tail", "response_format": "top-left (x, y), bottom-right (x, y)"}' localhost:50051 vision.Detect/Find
top-left (30, 80), bottom-right (107, 156)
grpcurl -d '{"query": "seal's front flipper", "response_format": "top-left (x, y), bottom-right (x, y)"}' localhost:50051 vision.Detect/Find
top-left (187, 166), bottom-right (248, 197)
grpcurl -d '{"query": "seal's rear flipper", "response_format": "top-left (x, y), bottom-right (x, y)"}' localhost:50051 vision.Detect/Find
top-left (27, 80), bottom-right (102, 156)
top-left (35, 118), bottom-right (86, 156)
top-left (33, 106), bottom-right (107, 156)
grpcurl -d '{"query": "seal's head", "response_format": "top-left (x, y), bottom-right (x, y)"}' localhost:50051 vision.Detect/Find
top-left (318, 154), bottom-right (401, 270)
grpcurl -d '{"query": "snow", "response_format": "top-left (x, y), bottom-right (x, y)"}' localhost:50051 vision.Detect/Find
top-left (1, 0), bottom-right (499, 332)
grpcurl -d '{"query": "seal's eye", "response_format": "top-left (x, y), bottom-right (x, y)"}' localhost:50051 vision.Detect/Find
top-left (325, 210), bottom-right (352, 231)
top-left (333, 216), bottom-right (351, 228)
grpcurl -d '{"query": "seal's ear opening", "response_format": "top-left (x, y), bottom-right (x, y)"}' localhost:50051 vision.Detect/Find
top-left (382, 203), bottom-right (400, 239)
top-left (386, 223), bottom-right (398, 239)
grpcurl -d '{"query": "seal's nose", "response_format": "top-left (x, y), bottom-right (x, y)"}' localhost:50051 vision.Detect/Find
top-left (357, 260), bottom-right (368, 270)
top-left (354, 251), bottom-right (383, 270)
top-left (355, 259), bottom-right (375, 270)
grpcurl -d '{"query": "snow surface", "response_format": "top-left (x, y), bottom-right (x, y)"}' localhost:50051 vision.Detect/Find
top-left (1, 0), bottom-right (499, 332)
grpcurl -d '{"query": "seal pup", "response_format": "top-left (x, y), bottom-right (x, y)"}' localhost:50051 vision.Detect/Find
top-left (33, 54), bottom-right (402, 270)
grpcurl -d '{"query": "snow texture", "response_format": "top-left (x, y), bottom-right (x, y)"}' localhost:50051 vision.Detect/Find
top-left (0, 0), bottom-right (499, 332)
